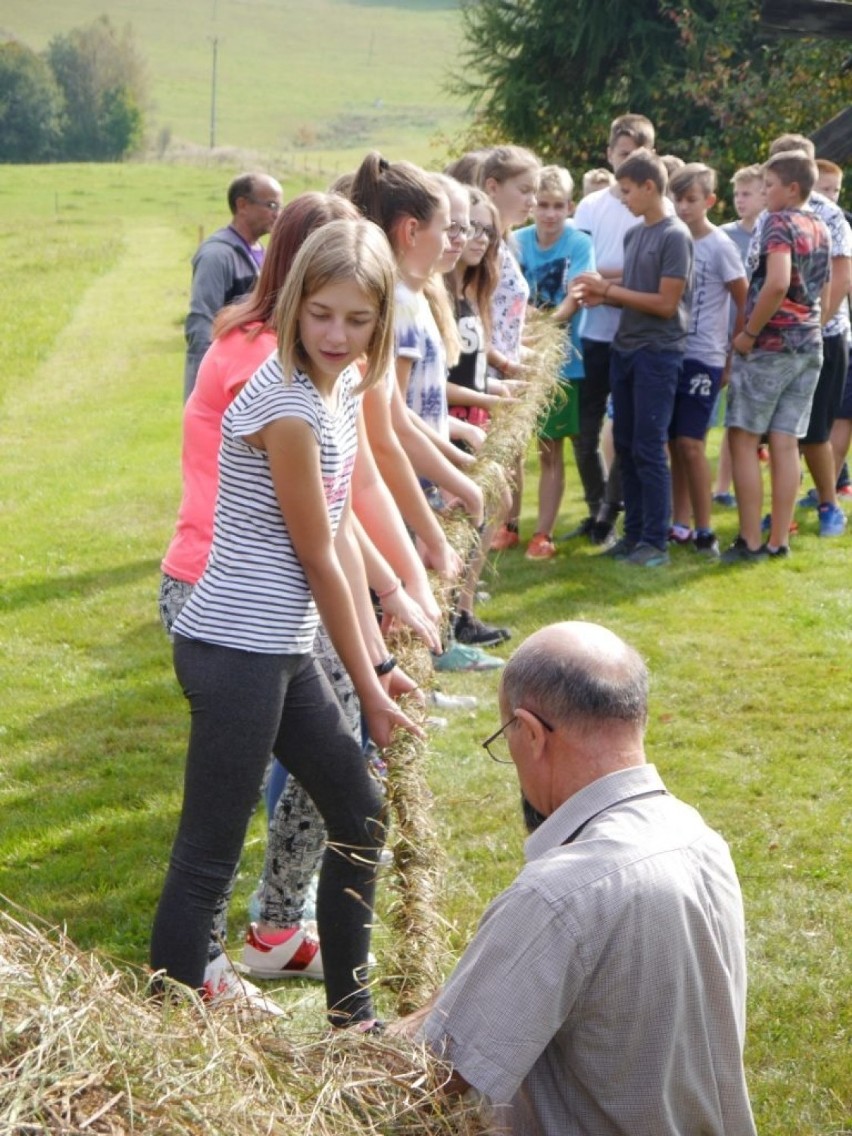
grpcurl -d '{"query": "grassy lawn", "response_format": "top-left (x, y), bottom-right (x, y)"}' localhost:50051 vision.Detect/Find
top-left (1, 163), bottom-right (849, 1134)
top-left (2, 0), bottom-right (466, 165)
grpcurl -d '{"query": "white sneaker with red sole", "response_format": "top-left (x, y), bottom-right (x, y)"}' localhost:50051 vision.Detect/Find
top-left (242, 922), bottom-right (324, 981)
top-left (202, 953), bottom-right (286, 1015)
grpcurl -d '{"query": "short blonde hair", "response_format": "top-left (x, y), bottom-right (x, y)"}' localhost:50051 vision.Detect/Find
top-left (537, 165), bottom-right (574, 200)
top-left (275, 219), bottom-right (396, 393)
top-left (731, 164), bottom-right (763, 187)
top-left (582, 168), bottom-right (615, 195)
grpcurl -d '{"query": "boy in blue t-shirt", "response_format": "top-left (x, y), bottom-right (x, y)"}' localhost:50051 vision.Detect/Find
top-left (515, 166), bottom-right (595, 559)
top-left (575, 149), bottom-right (693, 567)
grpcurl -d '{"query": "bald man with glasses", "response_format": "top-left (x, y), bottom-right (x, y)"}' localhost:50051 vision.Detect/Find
top-left (183, 171), bottom-right (283, 399)
top-left (391, 621), bottom-right (756, 1136)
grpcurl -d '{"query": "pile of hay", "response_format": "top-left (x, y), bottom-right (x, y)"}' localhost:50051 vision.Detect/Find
top-left (0, 909), bottom-right (485, 1135)
top-left (1, 322), bottom-right (561, 1133)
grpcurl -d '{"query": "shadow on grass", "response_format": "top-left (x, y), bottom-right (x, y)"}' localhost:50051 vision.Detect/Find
top-left (483, 538), bottom-right (722, 628)
top-left (0, 619), bottom-right (191, 965)
top-left (0, 558), bottom-right (161, 612)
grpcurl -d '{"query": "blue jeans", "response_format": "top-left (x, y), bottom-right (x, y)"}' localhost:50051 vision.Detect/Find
top-left (610, 347), bottom-right (681, 548)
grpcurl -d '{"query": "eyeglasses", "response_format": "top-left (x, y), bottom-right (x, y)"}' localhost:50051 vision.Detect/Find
top-left (447, 221), bottom-right (471, 240)
top-left (248, 197), bottom-right (281, 211)
top-left (482, 711), bottom-right (554, 764)
top-left (469, 221), bottom-right (498, 241)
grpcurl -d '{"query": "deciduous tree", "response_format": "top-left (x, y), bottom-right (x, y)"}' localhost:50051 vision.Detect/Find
top-left (452, 0), bottom-right (850, 179)
top-left (0, 40), bottom-right (63, 162)
top-left (46, 16), bottom-right (146, 161)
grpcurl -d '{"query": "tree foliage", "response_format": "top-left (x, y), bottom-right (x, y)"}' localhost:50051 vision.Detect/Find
top-left (46, 16), bottom-right (146, 161)
top-left (0, 41), bottom-right (63, 162)
top-left (452, 0), bottom-right (851, 179)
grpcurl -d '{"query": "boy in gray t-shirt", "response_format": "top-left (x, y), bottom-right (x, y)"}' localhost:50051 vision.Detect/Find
top-left (575, 150), bottom-right (693, 566)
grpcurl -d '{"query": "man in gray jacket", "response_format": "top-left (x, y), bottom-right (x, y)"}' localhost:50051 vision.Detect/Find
top-left (183, 171), bottom-right (282, 399)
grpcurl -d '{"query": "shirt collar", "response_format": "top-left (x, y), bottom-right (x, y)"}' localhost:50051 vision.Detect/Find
top-left (524, 764), bottom-right (665, 862)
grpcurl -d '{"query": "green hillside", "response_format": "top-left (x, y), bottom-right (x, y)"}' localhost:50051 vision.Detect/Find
top-left (0, 0), bottom-right (467, 165)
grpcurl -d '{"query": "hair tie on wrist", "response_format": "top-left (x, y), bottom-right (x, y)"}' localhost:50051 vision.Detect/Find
top-left (376, 578), bottom-right (400, 600)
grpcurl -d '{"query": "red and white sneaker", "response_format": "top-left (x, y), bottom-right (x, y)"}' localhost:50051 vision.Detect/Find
top-left (242, 922), bottom-right (324, 981)
top-left (202, 953), bottom-right (286, 1016)
top-left (490, 524), bottom-right (519, 551)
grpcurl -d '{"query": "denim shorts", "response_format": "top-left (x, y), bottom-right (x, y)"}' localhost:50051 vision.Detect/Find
top-left (726, 349), bottom-right (823, 437)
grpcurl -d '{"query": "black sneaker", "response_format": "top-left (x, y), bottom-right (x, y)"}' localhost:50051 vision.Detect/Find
top-left (721, 536), bottom-right (766, 564)
top-left (761, 542), bottom-right (790, 559)
top-left (454, 610), bottom-right (510, 647)
top-left (693, 531), bottom-right (720, 558)
top-left (590, 519), bottom-right (617, 546)
top-left (561, 516), bottom-right (596, 541)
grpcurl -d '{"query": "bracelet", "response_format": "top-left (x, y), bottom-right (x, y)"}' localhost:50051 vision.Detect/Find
top-left (603, 282), bottom-right (613, 300)
top-left (374, 655), bottom-right (397, 677)
top-left (375, 578), bottom-right (400, 601)
top-left (743, 327), bottom-right (758, 339)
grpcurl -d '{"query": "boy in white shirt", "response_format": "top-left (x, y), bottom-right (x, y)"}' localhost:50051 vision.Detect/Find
top-left (669, 164), bottom-right (747, 556)
top-left (572, 113), bottom-right (659, 545)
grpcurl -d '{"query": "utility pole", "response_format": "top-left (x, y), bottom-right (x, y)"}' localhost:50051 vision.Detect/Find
top-left (209, 36), bottom-right (218, 150)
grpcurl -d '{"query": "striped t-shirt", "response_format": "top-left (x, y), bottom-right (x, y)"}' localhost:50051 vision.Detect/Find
top-left (172, 354), bottom-right (360, 653)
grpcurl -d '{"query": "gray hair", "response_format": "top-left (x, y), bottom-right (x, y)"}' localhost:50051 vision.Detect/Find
top-left (502, 636), bottom-right (649, 731)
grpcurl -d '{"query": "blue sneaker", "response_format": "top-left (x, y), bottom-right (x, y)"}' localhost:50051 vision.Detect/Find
top-left (818, 502), bottom-right (847, 537)
top-left (433, 642), bottom-right (505, 671)
top-left (712, 492), bottom-right (736, 508)
top-left (798, 488), bottom-right (819, 509)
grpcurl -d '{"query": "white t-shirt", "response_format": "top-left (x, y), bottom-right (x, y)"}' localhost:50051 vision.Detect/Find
top-left (173, 355), bottom-right (360, 654)
top-left (573, 186), bottom-right (641, 343)
top-left (395, 280), bottom-right (449, 438)
top-left (687, 225), bottom-right (746, 366)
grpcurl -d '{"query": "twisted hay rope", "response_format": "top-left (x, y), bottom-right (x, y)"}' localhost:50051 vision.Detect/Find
top-left (382, 310), bottom-right (563, 1014)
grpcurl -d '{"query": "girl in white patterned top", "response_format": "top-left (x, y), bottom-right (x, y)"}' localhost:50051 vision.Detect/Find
top-left (482, 145), bottom-right (541, 548)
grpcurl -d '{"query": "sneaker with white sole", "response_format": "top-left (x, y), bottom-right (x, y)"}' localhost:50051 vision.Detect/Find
top-left (430, 690), bottom-right (478, 711)
top-left (202, 953), bottom-right (286, 1015)
top-left (242, 922), bottom-right (324, 981)
top-left (818, 501), bottom-right (847, 537)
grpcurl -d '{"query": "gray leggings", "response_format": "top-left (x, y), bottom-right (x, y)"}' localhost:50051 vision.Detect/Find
top-left (150, 635), bottom-right (386, 1025)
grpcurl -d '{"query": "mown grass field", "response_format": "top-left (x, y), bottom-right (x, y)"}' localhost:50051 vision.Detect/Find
top-left (0, 162), bottom-right (850, 1134)
top-left (2, 0), bottom-right (466, 166)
